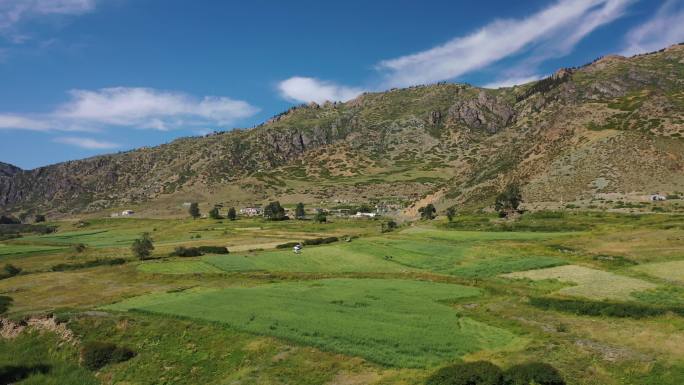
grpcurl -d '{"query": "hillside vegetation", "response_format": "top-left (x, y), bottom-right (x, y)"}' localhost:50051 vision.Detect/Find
top-left (2, 45), bottom-right (684, 217)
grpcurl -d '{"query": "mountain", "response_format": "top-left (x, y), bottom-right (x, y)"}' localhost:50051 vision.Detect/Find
top-left (2, 44), bottom-right (684, 217)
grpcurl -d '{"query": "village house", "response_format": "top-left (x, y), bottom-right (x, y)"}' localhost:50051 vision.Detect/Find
top-left (240, 206), bottom-right (263, 216)
top-left (650, 194), bottom-right (667, 201)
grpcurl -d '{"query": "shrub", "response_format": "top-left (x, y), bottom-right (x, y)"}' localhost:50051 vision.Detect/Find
top-left (1, 264), bottom-right (21, 279)
top-left (34, 214), bottom-right (46, 223)
top-left (80, 341), bottom-right (135, 370)
top-left (131, 233), bottom-right (154, 260)
top-left (314, 212), bottom-right (327, 223)
top-left (72, 243), bottom-right (87, 253)
top-left (419, 204), bottom-right (436, 220)
top-left (0, 295), bottom-right (12, 314)
top-left (528, 297), bottom-right (684, 318)
top-left (197, 246), bottom-right (229, 254)
top-left (209, 207), bottom-right (222, 219)
top-left (495, 184), bottom-right (523, 216)
top-left (51, 258), bottom-right (125, 272)
top-left (503, 362), bottom-right (565, 385)
top-left (303, 237), bottom-right (338, 246)
top-left (276, 241), bottom-right (300, 249)
top-left (426, 361), bottom-right (503, 385)
top-left (170, 246), bottom-right (203, 257)
top-left (227, 207), bottom-right (237, 220)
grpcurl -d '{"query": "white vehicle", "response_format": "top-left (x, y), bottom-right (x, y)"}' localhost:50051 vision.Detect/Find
top-left (293, 244), bottom-right (302, 254)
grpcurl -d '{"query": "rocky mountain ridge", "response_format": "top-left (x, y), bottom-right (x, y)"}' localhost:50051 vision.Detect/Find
top-left (1, 44), bottom-right (684, 217)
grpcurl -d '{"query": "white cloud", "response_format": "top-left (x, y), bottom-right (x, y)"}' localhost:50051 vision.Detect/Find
top-left (278, 77), bottom-right (364, 104)
top-left (0, 114), bottom-right (51, 131)
top-left (56, 87), bottom-right (258, 130)
top-left (482, 75), bottom-right (544, 89)
top-left (0, 0), bottom-right (95, 32)
top-left (0, 87), bottom-right (259, 132)
top-left (54, 136), bottom-right (119, 149)
top-left (621, 0), bottom-right (684, 56)
top-left (377, 0), bottom-right (632, 87)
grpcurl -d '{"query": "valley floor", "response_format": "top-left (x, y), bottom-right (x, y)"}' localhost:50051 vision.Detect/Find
top-left (1, 212), bottom-right (683, 384)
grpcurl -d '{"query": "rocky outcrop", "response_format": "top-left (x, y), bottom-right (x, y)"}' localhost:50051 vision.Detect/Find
top-left (448, 91), bottom-right (515, 133)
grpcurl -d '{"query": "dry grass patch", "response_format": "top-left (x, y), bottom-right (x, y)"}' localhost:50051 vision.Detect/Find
top-left (633, 260), bottom-right (684, 283)
top-left (502, 265), bottom-right (656, 300)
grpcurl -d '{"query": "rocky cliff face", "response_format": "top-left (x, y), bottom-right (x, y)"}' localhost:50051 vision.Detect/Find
top-left (2, 44), bottom-right (684, 216)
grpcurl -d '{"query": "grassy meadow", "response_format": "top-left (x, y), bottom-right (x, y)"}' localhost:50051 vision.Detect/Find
top-left (0, 211), bottom-right (683, 384)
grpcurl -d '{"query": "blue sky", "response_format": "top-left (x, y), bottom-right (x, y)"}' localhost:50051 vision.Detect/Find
top-left (1, 0), bottom-right (683, 169)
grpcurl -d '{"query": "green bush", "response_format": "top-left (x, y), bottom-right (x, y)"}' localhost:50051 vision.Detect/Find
top-left (303, 237), bottom-right (338, 246)
top-left (80, 341), bottom-right (135, 370)
top-left (503, 362), bottom-right (565, 385)
top-left (197, 246), bottom-right (229, 254)
top-left (170, 246), bottom-right (203, 257)
top-left (0, 295), bottom-right (12, 314)
top-left (529, 297), bottom-right (684, 318)
top-left (276, 241), bottom-right (300, 249)
top-left (50, 258), bottom-right (125, 272)
top-left (1, 264), bottom-right (22, 279)
top-left (426, 361), bottom-right (503, 385)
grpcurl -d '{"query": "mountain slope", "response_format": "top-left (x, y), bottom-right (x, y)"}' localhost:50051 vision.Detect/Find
top-left (1, 44), bottom-right (684, 217)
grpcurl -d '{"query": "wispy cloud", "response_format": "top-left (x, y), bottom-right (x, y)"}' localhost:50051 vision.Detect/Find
top-left (277, 77), bottom-right (364, 104)
top-left (0, 87), bottom-right (259, 132)
top-left (0, 0), bottom-right (96, 36)
top-left (376, 0), bottom-right (632, 87)
top-left (54, 136), bottom-right (120, 149)
top-left (482, 75), bottom-right (544, 89)
top-left (621, 0), bottom-right (684, 56)
top-left (0, 114), bottom-right (51, 131)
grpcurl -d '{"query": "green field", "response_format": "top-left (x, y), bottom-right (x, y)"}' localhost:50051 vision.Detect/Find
top-left (2, 212), bottom-right (684, 384)
top-left (137, 260), bottom-right (224, 274)
top-left (104, 278), bottom-right (518, 367)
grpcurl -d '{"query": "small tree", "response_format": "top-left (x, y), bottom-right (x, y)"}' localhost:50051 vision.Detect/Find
top-left (189, 202), bottom-right (201, 219)
top-left (131, 232), bottom-right (154, 260)
top-left (314, 212), bottom-right (327, 223)
top-left (227, 207), bottom-right (237, 221)
top-left (426, 361), bottom-right (503, 385)
top-left (34, 214), bottom-right (46, 223)
top-left (295, 203), bottom-right (306, 219)
top-left (418, 204), bottom-right (437, 220)
top-left (209, 206), bottom-right (222, 219)
top-left (264, 201), bottom-right (287, 221)
top-left (495, 183), bottom-right (523, 217)
top-left (381, 220), bottom-right (398, 233)
top-left (445, 207), bottom-right (456, 222)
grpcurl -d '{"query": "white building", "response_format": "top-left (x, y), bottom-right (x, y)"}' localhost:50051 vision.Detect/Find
top-left (354, 212), bottom-right (377, 219)
top-left (121, 210), bottom-right (135, 216)
top-left (650, 194), bottom-right (667, 201)
top-left (240, 206), bottom-right (262, 216)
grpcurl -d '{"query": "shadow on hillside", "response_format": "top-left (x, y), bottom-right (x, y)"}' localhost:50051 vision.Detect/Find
top-left (0, 364), bottom-right (51, 385)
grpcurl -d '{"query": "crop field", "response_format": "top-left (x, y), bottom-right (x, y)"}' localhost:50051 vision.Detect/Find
top-left (632, 260), bottom-right (684, 283)
top-left (2, 212), bottom-right (684, 384)
top-left (0, 243), bottom-right (66, 258)
top-left (104, 278), bottom-right (518, 367)
top-left (502, 265), bottom-right (657, 300)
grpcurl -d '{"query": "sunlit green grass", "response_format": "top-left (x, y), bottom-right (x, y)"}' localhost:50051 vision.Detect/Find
top-left (104, 278), bottom-right (519, 367)
top-left (137, 260), bottom-right (224, 274)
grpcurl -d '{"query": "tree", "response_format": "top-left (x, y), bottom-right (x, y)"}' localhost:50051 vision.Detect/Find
top-left (227, 207), bottom-right (237, 221)
top-left (381, 220), bottom-right (398, 233)
top-left (209, 206), bottom-right (222, 219)
top-left (418, 204), bottom-right (437, 220)
top-left (295, 203), bottom-right (306, 219)
top-left (264, 201), bottom-right (287, 221)
top-left (131, 232), bottom-right (154, 260)
top-left (445, 207), bottom-right (456, 222)
top-left (189, 202), bottom-right (201, 219)
top-left (34, 214), bottom-right (46, 223)
top-left (314, 211), bottom-right (327, 223)
top-left (495, 183), bottom-right (523, 217)
top-left (503, 362), bottom-right (565, 385)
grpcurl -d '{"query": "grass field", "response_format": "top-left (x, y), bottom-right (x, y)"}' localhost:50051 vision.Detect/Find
top-left (104, 278), bottom-right (519, 367)
top-left (502, 265), bottom-right (657, 300)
